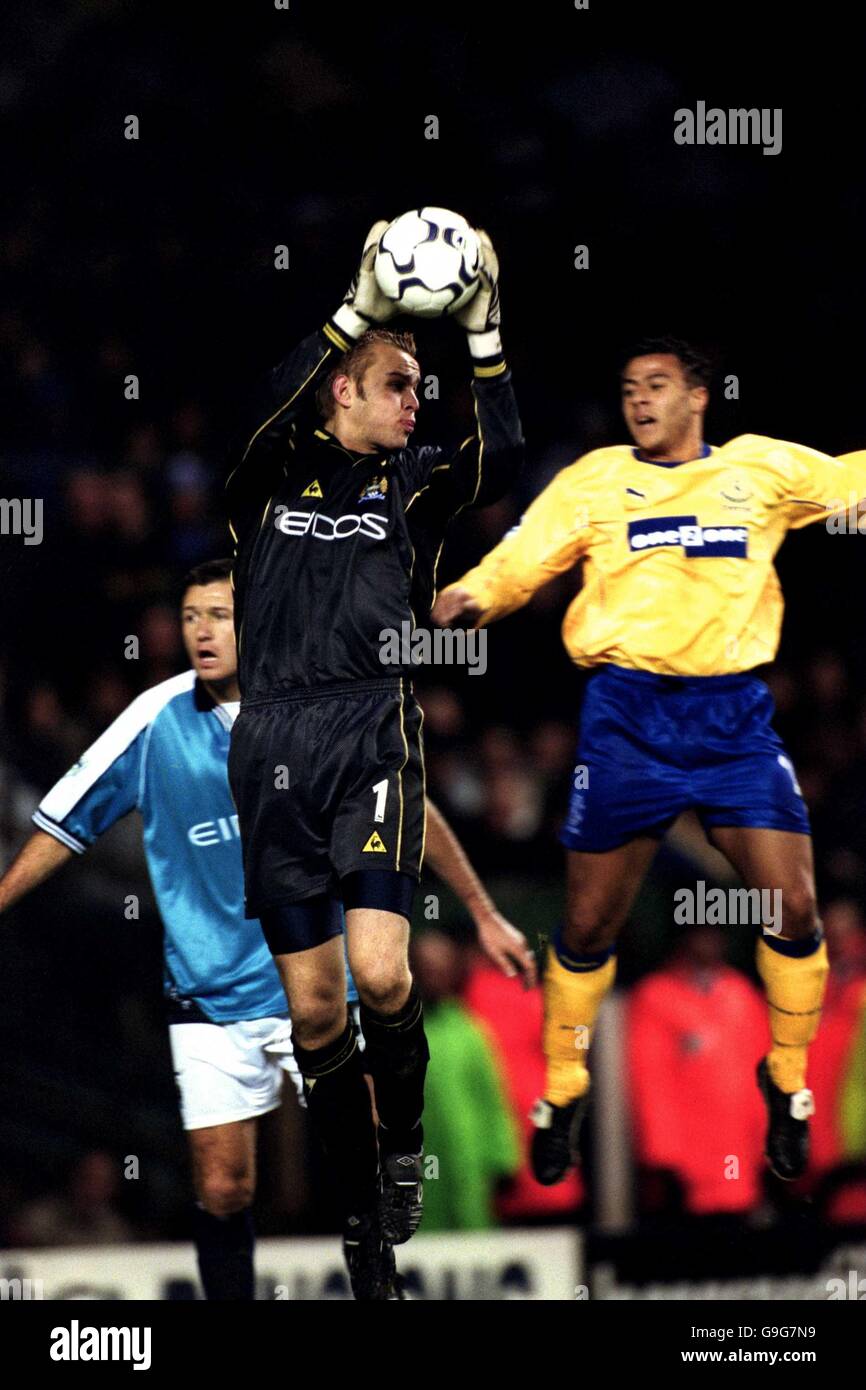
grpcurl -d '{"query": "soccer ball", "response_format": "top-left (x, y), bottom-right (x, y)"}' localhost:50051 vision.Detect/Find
top-left (374, 207), bottom-right (481, 318)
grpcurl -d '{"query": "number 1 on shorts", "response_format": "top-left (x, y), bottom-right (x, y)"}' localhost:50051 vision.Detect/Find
top-left (372, 778), bottom-right (389, 824)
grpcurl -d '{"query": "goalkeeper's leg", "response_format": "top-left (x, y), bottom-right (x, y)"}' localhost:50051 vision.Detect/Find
top-left (532, 837), bottom-right (659, 1184)
top-left (262, 926), bottom-right (381, 1224)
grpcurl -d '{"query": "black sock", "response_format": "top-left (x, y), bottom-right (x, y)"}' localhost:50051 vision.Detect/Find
top-left (293, 1020), bottom-right (379, 1220)
top-left (359, 986), bottom-right (429, 1155)
top-left (193, 1205), bottom-right (255, 1301)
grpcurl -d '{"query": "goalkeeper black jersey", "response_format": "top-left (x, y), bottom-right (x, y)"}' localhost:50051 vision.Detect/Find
top-left (225, 324), bottom-right (524, 700)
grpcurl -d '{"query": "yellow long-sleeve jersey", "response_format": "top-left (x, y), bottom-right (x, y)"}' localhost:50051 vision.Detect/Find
top-left (449, 437), bottom-right (866, 677)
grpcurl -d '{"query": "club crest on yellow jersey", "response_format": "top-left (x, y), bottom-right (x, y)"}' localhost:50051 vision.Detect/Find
top-left (717, 469), bottom-right (754, 511)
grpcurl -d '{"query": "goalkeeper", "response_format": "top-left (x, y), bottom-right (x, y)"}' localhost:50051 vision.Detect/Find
top-left (225, 220), bottom-right (527, 1297)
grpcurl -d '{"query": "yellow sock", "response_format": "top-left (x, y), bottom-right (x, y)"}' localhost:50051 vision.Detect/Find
top-left (543, 939), bottom-right (617, 1106)
top-left (756, 934), bottom-right (829, 1093)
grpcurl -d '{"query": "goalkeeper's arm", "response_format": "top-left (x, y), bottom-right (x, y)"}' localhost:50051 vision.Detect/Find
top-left (226, 219), bottom-right (396, 524)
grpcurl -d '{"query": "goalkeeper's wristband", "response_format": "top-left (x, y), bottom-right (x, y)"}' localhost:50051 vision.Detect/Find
top-left (466, 327), bottom-right (503, 361)
top-left (328, 302), bottom-right (370, 347)
top-left (467, 330), bottom-right (506, 379)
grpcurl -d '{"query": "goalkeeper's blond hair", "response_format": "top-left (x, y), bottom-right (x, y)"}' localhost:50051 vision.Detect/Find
top-left (316, 328), bottom-right (417, 420)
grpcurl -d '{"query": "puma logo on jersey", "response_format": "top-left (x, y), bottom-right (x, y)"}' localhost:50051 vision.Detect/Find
top-left (362, 831), bottom-right (388, 853)
top-left (301, 479), bottom-right (323, 499)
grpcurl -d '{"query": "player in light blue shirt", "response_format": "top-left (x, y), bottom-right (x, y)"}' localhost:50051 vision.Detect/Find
top-left (0, 558), bottom-right (535, 1299)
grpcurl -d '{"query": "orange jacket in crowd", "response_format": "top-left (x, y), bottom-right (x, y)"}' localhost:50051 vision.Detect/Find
top-left (627, 962), bottom-right (769, 1213)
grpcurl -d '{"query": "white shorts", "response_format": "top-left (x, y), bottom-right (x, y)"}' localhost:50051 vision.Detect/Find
top-left (169, 1014), bottom-right (303, 1131)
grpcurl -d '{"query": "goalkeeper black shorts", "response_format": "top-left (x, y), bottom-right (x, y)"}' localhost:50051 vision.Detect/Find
top-left (228, 678), bottom-right (425, 917)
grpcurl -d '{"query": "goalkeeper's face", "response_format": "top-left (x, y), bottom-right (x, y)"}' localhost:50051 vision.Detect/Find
top-left (181, 581), bottom-right (237, 686)
top-left (621, 353), bottom-right (707, 458)
top-left (350, 344), bottom-right (421, 451)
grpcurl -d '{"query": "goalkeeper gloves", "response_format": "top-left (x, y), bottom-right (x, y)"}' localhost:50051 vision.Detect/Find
top-left (454, 228), bottom-right (502, 362)
top-left (331, 220), bottom-right (395, 343)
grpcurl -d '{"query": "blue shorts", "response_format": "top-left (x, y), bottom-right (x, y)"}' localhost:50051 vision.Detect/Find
top-left (560, 665), bottom-right (811, 853)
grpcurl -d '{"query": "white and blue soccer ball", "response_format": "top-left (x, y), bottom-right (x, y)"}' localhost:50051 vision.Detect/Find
top-left (374, 207), bottom-right (481, 318)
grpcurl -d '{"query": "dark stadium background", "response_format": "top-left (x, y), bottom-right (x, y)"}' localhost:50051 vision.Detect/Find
top-left (2, 0), bottom-right (866, 1274)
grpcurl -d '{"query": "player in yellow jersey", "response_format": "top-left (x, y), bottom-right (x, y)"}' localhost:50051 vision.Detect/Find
top-left (433, 337), bottom-right (866, 1186)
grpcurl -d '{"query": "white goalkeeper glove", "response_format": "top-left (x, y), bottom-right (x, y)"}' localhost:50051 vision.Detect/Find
top-left (331, 220), bottom-right (395, 342)
top-left (454, 228), bottom-right (502, 361)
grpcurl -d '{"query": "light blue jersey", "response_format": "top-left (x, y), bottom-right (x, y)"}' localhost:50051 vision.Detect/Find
top-left (34, 671), bottom-right (357, 1022)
